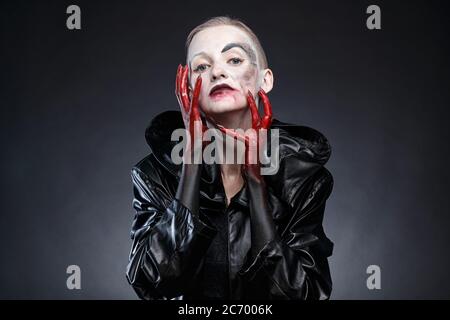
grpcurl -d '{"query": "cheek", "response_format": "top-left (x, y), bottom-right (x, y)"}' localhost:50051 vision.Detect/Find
top-left (198, 82), bottom-right (212, 111)
top-left (189, 74), bottom-right (209, 107)
top-left (236, 66), bottom-right (258, 91)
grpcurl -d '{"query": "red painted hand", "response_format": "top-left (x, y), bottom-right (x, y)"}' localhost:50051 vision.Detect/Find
top-left (217, 89), bottom-right (273, 178)
top-left (175, 65), bottom-right (203, 141)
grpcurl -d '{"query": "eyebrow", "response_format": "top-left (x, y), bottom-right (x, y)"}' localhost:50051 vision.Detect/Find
top-left (189, 52), bottom-right (205, 72)
top-left (221, 42), bottom-right (257, 65)
top-left (190, 42), bottom-right (258, 68)
top-left (191, 51), bottom-right (207, 60)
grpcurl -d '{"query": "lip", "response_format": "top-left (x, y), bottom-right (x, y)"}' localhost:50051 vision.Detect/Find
top-left (209, 83), bottom-right (236, 96)
top-left (209, 89), bottom-right (236, 101)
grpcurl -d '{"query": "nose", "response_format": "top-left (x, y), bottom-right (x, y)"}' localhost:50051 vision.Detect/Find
top-left (210, 64), bottom-right (228, 82)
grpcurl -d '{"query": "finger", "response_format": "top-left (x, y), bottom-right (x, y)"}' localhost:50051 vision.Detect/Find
top-left (246, 134), bottom-right (258, 165)
top-left (180, 66), bottom-right (190, 113)
top-left (175, 64), bottom-right (182, 107)
top-left (190, 75), bottom-right (202, 122)
top-left (203, 115), bottom-right (248, 144)
top-left (217, 125), bottom-right (248, 145)
top-left (258, 89), bottom-right (273, 129)
top-left (246, 90), bottom-right (261, 129)
top-left (176, 64), bottom-right (181, 96)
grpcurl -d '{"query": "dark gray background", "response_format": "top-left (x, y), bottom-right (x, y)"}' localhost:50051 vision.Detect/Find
top-left (1, 0), bottom-right (449, 299)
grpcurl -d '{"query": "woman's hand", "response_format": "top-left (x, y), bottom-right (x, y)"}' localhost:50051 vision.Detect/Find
top-left (217, 90), bottom-right (277, 259)
top-left (217, 89), bottom-right (273, 180)
top-left (175, 65), bottom-right (204, 162)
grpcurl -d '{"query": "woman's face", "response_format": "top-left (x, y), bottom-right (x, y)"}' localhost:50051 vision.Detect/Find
top-left (187, 25), bottom-right (262, 116)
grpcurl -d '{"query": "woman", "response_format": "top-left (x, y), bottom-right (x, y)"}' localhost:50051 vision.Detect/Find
top-left (126, 16), bottom-right (334, 300)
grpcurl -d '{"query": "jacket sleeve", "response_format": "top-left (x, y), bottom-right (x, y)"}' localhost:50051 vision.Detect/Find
top-left (240, 159), bottom-right (334, 300)
top-left (126, 166), bottom-right (217, 300)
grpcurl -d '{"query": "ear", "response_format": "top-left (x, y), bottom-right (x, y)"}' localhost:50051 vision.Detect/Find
top-left (260, 68), bottom-right (274, 93)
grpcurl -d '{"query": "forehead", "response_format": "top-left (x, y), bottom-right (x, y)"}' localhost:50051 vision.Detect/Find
top-left (187, 25), bottom-right (254, 60)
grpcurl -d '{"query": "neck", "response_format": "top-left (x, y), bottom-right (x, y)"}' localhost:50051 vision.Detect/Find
top-left (205, 108), bottom-right (251, 166)
top-left (220, 162), bottom-right (242, 179)
top-left (204, 108), bottom-right (252, 205)
top-left (207, 107), bottom-right (252, 130)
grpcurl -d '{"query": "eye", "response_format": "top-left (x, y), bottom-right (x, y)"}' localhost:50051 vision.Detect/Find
top-left (228, 57), bottom-right (243, 65)
top-left (193, 64), bottom-right (209, 73)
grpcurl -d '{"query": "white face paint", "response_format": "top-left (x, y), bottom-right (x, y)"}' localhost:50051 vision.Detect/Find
top-left (187, 25), bottom-right (262, 116)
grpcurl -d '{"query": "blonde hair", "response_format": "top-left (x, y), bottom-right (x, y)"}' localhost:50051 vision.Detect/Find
top-left (185, 16), bottom-right (268, 69)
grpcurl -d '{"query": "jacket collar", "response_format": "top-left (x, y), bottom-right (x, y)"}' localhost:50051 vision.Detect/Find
top-left (145, 110), bottom-right (331, 169)
top-left (144, 110), bottom-right (332, 205)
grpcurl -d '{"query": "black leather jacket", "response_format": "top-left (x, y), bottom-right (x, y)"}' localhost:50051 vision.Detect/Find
top-left (126, 110), bottom-right (334, 300)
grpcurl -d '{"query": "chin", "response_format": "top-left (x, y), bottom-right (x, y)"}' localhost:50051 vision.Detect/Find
top-left (202, 96), bottom-right (247, 115)
top-left (203, 102), bottom-right (246, 115)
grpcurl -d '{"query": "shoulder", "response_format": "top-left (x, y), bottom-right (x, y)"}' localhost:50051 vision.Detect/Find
top-left (131, 110), bottom-right (184, 183)
top-left (266, 155), bottom-right (334, 206)
top-left (266, 119), bottom-right (334, 204)
top-left (132, 153), bottom-right (158, 178)
top-left (131, 153), bottom-right (178, 192)
top-left (271, 119), bottom-right (332, 165)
